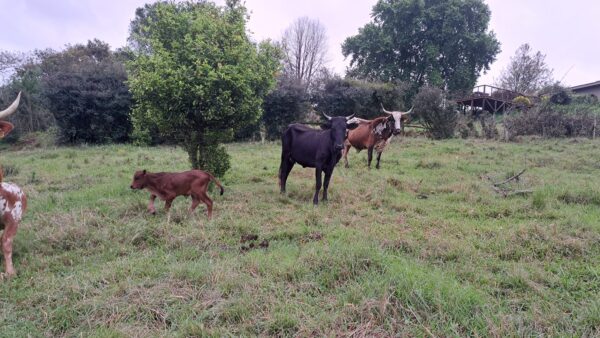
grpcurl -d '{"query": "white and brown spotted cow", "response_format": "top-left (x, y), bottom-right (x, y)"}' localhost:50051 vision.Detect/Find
top-left (343, 104), bottom-right (411, 169)
top-left (1, 91), bottom-right (25, 278)
top-left (0, 181), bottom-right (27, 277)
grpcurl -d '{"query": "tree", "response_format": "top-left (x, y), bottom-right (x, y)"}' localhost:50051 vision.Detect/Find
top-left (342, 0), bottom-right (500, 95)
top-left (39, 40), bottom-right (132, 144)
top-left (281, 17), bottom-right (328, 90)
top-left (497, 44), bottom-right (553, 95)
top-left (127, 0), bottom-right (280, 176)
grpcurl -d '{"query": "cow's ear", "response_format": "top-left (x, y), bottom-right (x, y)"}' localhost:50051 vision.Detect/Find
top-left (0, 121), bottom-right (14, 139)
top-left (142, 169), bottom-right (147, 175)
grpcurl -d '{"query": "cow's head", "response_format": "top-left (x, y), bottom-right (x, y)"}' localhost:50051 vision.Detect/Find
top-left (381, 103), bottom-right (411, 135)
top-left (0, 92), bottom-right (21, 139)
top-left (130, 169), bottom-right (148, 189)
top-left (322, 112), bottom-right (355, 151)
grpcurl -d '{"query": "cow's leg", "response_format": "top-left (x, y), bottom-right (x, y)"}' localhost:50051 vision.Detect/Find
top-left (376, 151), bottom-right (383, 169)
top-left (199, 192), bottom-right (214, 220)
top-left (322, 169), bottom-right (333, 202)
top-left (279, 159), bottom-right (294, 193)
top-left (367, 146), bottom-right (374, 169)
top-left (189, 196), bottom-right (201, 214)
top-left (148, 194), bottom-right (157, 215)
top-left (343, 144), bottom-right (351, 168)
top-left (1, 218), bottom-right (18, 277)
top-left (164, 198), bottom-right (174, 223)
top-left (313, 167), bottom-right (322, 205)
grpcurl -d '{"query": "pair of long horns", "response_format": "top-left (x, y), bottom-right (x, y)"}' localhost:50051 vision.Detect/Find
top-left (322, 112), bottom-right (355, 121)
top-left (0, 92), bottom-right (21, 120)
top-left (381, 103), bottom-right (412, 115)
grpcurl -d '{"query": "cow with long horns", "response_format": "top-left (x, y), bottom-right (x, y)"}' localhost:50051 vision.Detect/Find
top-left (0, 92), bottom-right (20, 139)
top-left (279, 113), bottom-right (356, 205)
top-left (343, 104), bottom-right (411, 169)
top-left (0, 92), bottom-right (26, 278)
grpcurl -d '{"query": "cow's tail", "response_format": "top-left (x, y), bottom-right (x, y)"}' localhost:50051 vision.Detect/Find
top-left (208, 173), bottom-right (224, 195)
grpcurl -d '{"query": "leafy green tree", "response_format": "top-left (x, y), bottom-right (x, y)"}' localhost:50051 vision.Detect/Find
top-left (127, 0), bottom-right (280, 176)
top-left (342, 0), bottom-right (500, 95)
top-left (40, 40), bottom-right (132, 144)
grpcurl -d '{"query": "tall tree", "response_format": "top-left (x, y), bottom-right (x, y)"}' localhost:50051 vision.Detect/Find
top-left (497, 44), bottom-right (553, 95)
top-left (342, 0), bottom-right (500, 94)
top-left (281, 17), bottom-right (328, 90)
top-left (127, 0), bottom-right (280, 176)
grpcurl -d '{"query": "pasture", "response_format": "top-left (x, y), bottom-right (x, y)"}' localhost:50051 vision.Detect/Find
top-left (1, 137), bottom-right (599, 336)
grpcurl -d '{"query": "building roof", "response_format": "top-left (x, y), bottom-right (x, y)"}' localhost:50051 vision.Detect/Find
top-left (571, 80), bottom-right (600, 91)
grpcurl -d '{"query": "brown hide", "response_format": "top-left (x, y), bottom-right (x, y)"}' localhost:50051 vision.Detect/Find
top-left (130, 169), bottom-right (224, 220)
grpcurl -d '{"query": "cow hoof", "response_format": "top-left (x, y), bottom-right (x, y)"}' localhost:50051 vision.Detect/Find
top-left (150, 211), bottom-right (156, 215)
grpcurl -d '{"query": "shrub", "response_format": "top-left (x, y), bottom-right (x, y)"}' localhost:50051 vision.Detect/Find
top-left (261, 79), bottom-right (310, 140)
top-left (41, 40), bottom-right (132, 144)
top-left (312, 77), bottom-right (407, 119)
top-left (504, 107), bottom-right (598, 139)
top-left (413, 86), bottom-right (457, 139)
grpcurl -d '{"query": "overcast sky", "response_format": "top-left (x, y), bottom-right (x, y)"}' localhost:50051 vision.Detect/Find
top-left (1, 0), bottom-right (599, 87)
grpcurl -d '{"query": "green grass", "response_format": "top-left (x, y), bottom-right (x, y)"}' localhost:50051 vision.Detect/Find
top-left (1, 137), bottom-right (600, 336)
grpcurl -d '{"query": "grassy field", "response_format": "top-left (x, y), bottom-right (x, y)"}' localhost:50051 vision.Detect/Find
top-left (1, 137), bottom-right (599, 336)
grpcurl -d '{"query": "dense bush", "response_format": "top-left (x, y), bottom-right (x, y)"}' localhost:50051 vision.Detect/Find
top-left (504, 108), bottom-right (598, 139)
top-left (413, 86), bottom-right (458, 139)
top-left (41, 40), bottom-right (132, 144)
top-left (312, 77), bottom-right (407, 119)
top-left (261, 79), bottom-right (310, 140)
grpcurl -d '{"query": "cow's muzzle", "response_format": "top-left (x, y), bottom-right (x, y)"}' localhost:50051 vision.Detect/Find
top-left (393, 129), bottom-right (401, 135)
top-left (335, 144), bottom-right (344, 151)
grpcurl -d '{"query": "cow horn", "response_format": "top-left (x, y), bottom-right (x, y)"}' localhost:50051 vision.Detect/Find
top-left (403, 106), bottom-right (413, 115)
top-left (345, 113), bottom-right (355, 121)
top-left (0, 92), bottom-right (21, 120)
top-left (380, 103), bottom-right (392, 114)
top-left (322, 112), bottom-right (332, 120)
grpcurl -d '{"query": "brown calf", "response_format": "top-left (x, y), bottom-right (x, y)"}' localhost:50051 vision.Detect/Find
top-left (343, 110), bottom-right (410, 169)
top-left (130, 169), bottom-right (224, 220)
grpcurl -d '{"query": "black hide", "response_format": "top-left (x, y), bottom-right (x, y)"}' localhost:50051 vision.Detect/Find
top-left (278, 117), bottom-right (350, 205)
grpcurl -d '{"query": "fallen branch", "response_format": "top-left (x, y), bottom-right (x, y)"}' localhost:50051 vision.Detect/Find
top-left (494, 169), bottom-right (526, 186)
top-left (482, 170), bottom-right (533, 198)
top-left (404, 124), bottom-right (427, 129)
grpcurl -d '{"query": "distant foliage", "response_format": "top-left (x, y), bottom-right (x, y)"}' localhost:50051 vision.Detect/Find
top-left (413, 86), bottom-right (457, 139)
top-left (504, 107), bottom-right (598, 139)
top-left (261, 79), bottom-right (310, 140)
top-left (40, 40), bottom-right (132, 144)
top-left (312, 77), bottom-right (406, 119)
top-left (0, 52), bottom-right (55, 141)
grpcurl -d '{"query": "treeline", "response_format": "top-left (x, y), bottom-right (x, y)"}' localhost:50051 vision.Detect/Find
top-left (0, 42), bottom-right (409, 145)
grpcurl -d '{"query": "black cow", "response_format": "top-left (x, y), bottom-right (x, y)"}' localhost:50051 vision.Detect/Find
top-left (279, 113), bottom-right (355, 205)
